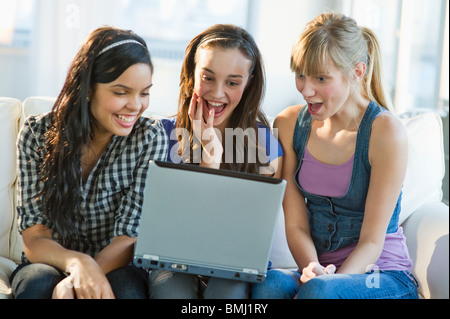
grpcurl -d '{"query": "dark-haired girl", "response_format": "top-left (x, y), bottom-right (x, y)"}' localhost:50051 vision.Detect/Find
top-left (10, 26), bottom-right (167, 299)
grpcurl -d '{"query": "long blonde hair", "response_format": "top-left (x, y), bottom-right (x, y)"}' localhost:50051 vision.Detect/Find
top-left (290, 12), bottom-right (390, 110)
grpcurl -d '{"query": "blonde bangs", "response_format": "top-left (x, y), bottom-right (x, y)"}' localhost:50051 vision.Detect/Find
top-left (290, 30), bottom-right (331, 76)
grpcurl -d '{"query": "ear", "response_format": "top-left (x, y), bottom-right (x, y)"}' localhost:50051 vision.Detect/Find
top-left (353, 62), bottom-right (366, 80)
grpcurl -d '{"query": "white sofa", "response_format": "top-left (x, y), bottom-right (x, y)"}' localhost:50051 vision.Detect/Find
top-left (1, 96), bottom-right (448, 299)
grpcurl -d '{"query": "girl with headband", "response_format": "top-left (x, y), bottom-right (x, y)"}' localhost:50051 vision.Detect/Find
top-left (11, 26), bottom-right (168, 299)
top-left (149, 24), bottom-right (283, 299)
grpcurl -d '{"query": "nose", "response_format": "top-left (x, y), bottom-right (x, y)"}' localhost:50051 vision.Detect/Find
top-left (298, 77), bottom-right (315, 100)
top-left (127, 94), bottom-right (143, 111)
top-left (211, 82), bottom-right (225, 99)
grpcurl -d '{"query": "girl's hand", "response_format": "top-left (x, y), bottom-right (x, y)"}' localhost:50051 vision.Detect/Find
top-left (188, 92), bottom-right (214, 141)
top-left (188, 92), bottom-right (222, 166)
top-left (52, 276), bottom-right (75, 299)
top-left (66, 256), bottom-right (115, 299)
top-left (301, 262), bottom-right (336, 284)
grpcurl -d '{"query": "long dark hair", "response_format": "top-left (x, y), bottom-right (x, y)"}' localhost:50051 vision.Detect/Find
top-left (39, 26), bottom-right (152, 248)
top-left (176, 24), bottom-right (270, 174)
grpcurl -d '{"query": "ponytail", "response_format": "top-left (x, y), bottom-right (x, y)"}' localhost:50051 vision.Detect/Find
top-left (360, 27), bottom-right (391, 111)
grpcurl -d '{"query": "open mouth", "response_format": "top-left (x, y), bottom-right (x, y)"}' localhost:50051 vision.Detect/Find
top-left (206, 100), bottom-right (227, 118)
top-left (307, 101), bottom-right (323, 115)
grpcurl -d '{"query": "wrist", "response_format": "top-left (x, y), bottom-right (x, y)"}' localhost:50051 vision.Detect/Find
top-left (65, 253), bottom-right (94, 273)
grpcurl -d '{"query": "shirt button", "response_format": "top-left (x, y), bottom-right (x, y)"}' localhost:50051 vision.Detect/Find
top-left (327, 224), bottom-right (334, 233)
top-left (323, 240), bottom-right (329, 248)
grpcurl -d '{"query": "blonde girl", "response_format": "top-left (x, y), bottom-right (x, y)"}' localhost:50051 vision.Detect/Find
top-left (252, 12), bottom-right (418, 299)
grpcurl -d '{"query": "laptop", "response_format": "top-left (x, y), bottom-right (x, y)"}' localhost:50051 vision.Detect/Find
top-left (133, 160), bottom-right (286, 283)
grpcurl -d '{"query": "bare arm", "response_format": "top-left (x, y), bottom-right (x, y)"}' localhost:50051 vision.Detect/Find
top-left (338, 113), bottom-right (408, 274)
top-left (24, 226), bottom-right (137, 299)
top-left (270, 155), bottom-right (283, 179)
top-left (22, 224), bottom-right (114, 299)
top-left (22, 224), bottom-right (88, 272)
top-left (274, 105), bottom-right (319, 271)
top-left (94, 235), bottom-right (137, 274)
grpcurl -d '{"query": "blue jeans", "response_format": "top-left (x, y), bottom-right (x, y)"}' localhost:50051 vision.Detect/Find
top-left (148, 270), bottom-right (250, 299)
top-left (252, 269), bottom-right (301, 299)
top-left (10, 262), bottom-right (148, 299)
top-left (252, 269), bottom-right (419, 299)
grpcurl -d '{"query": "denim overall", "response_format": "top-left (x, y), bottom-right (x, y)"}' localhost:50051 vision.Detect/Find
top-left (293, 101), bottom-right (402, 256)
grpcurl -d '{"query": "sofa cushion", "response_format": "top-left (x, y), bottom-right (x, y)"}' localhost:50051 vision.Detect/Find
top-left (398, 112), bottom-right (445, 224)
top-left (21, 96), bottom-right (56, 123)
top-left (7, 97), bottom-right (57, 264)
top-left (0, 98), bottom-right (22, 260)
top-left (402, 201), bottom-right (449, 299)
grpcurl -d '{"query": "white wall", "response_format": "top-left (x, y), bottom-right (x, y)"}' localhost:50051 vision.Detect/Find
top-left (252, 0), bottom-right (342, 117)
top-left (148, 0), bottom-right (346, 118)
top-left (0, 0), bottom-right (350, 118)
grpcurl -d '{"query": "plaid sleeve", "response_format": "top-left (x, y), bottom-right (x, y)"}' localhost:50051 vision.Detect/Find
top-left (113, 118), bottom-right (168, 238)
top-left (16, 115), bottom-right (51, 232)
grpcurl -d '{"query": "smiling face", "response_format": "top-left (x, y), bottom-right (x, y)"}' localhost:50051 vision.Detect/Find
top-left (193, 47), bottom-right (252, 130)
top-left (89, 63), bottom-right (152, 140)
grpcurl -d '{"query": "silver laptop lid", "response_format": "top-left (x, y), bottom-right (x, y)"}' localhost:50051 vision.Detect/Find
top-left (134, 161), bottom-right (286, 282)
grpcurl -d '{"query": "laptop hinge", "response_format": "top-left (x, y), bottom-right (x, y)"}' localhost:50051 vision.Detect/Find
top-left (143, 254), bottom-right (159, 261)
top-left (243, 268), bottom-right (258, 274)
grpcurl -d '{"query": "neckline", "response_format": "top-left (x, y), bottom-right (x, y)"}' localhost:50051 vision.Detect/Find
top-left (304, 147), bottom-right (355, 168)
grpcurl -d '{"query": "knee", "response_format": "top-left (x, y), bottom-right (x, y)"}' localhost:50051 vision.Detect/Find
top-left (204, 278), bottom-right (249, 299)
top-left (11, 263), bottom-right (64, 299)
top-left (296, 276), bottom-right (339, 299)
top-left (149, 271), bottom-right (199, 299)
top-left (252, 269), bottom-right (300, 299)
top-left (107, 265), bottom-right (148, 299)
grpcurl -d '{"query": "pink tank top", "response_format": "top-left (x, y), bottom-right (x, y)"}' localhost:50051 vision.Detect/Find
top-left (297, 146), bottom-right (412, 271)
top-left (298, 148), bottom-right (354, 197)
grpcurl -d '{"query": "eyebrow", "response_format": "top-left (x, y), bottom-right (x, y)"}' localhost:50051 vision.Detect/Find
top-left (110, 83), bottom-right (153, 90)
top-left (202, 68), bottom-right (244, 79)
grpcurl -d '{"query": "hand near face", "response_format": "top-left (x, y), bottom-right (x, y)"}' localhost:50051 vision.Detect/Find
top-left (188, 92), bottom-right (223, 167)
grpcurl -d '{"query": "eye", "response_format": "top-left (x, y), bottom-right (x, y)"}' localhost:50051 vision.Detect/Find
top-left (317, 76), bottom-right (326, 83)
top-left (227, 81), bottom-right (240, 86)
top-left (141, 88), bottom-right (151, 96)
top-left (201, 74), bottom-right (214, 82)
top-left (296, 73), bottom-right (305, 79)
top-left (113, 92), bottom-right (127, 96)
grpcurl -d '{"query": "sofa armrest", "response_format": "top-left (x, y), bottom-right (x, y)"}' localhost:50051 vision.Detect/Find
top-left (401, 201), bottom-right (449, 299)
